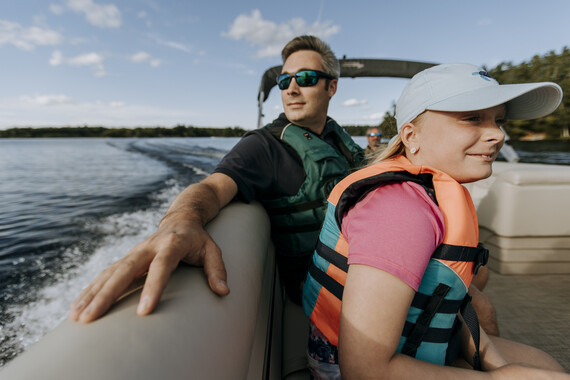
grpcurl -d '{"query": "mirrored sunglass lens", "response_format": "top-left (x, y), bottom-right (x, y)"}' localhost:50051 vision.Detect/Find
top-left (277, 74), bottom-right (291, 90)
top-left (296, 71), bottom-right (318, 86)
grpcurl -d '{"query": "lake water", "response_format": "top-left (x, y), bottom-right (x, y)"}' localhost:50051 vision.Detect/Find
top-left (0, 136), bottom-right (569, 367)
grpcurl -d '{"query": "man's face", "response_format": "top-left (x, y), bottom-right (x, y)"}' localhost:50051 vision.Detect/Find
top-left (280, 50), bottom-right (337, 134)
top-left (367, 128), bottom-right (382, 148)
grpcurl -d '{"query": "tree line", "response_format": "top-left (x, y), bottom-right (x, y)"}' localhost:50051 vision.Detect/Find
top-left (0, 125), bottom-right (247, 138)
top-left (1, 47), bottom-right (568, 140)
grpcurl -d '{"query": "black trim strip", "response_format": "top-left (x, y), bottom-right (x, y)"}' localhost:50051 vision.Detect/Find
top-left (265, 199), bottom-right (324, 216)
top-left (308, 262), bottom-right (344, 300)
top-left (432, 243), bottom-right (485, 262)
top-left (401, 322), bottom-right (454, 344)
top-left (410, 292), bottom-right (463, 314)
top-left (461, 294), bottom-right (482, 370)
top-left (401, 284), bottom-right (451, 356)
top-left (272, 223), bottom-right (322, 234)
top-left (316, 240), bottom-right (349, 273)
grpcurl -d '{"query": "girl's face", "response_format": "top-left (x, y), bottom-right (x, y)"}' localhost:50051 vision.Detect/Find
top-left (406, 105), bottom-right (506, 183)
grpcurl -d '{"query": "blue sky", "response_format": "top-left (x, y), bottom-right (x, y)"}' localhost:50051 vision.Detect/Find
top-left (0, 0), bottom-right (568, 130)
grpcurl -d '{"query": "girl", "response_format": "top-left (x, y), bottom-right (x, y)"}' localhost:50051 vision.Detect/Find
top-left (302, 63), bottom-right (567, 379)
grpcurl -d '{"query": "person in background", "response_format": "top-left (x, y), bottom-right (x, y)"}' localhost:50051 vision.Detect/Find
top-left (302, 63), bottom-right (566, 378)
top-left (69, 35), bottom-right (363, 323)
top-left (364, 126), bottom-right (387, 158)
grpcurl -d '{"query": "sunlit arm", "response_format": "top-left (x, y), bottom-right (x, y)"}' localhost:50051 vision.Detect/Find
top-left (338, 264), bottom-right (570, 380)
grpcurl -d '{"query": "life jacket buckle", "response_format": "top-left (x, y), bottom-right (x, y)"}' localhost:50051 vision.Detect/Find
top-left (474, 244), bottom-right (489, 274)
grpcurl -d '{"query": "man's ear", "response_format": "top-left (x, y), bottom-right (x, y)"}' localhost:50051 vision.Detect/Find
top-left (327, 78), bottom-right (338, 98)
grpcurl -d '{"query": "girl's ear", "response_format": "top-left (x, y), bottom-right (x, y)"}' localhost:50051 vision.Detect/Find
top-left (400, 122), bottom-right (418, 150)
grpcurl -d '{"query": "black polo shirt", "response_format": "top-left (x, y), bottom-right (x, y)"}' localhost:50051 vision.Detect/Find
top-left (214, 114), bottom-right (341, 202)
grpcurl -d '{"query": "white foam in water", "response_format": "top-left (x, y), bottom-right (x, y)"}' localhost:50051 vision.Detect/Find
top-left (182, 163), bottom-right (210, 176)
top-left (2, 179), bottom-right (184, 364)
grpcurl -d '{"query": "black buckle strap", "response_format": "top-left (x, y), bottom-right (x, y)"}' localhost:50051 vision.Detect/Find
top-left (272, 222), bottom-right (322, 234)
top-left (432, 243), bottom-right (489, 274)
top-left (474, 244), bottom-right (489, 275)
top-left (401, 284), bottom-right (451, 357)
top-left (315, 239), bottom-right (349, 273)
top-left (411, 292), bottom-right (463, 314)
top-left (461, 294), bottom-right (482, 370)
top-left (308, 261), bottom-right (344, 300)
top-left (265, 199), bottom-right (325, 216)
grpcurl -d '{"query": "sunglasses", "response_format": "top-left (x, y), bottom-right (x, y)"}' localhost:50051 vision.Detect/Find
top-left (368, 133), bottom-right (382, 137)
top-left (276, 70), bottom-right (335, 90)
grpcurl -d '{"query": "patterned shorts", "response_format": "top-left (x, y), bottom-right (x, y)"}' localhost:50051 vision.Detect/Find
top-left (307, 321), bottom-right (342, 380)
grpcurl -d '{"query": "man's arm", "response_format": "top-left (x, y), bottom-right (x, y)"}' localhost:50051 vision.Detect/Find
top-left (69, 173), bottom-right (238, 323)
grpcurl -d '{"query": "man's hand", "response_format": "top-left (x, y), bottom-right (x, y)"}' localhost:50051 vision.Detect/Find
top-left (69, 173), bottom-right (238, 323)
top-left (68, 222), bottom-right (229, 323)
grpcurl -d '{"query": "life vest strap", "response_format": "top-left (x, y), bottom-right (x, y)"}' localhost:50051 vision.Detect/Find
top-left (265, 199), bottom-right (324, 216)
top-left (461, 294), bottom-right (482, 370)
top-left (401, 283), bottom-right (451, 357)
top-left (308, 260), bottom-right (344, 300)
top-left (433, 243), bottom-right (489, 274)
top-left (316, 239), bottom-right (349, 273)
top-left (410, 291), bottom-right (463, 314)
top-left (272, 222), bottom-right (322, 234)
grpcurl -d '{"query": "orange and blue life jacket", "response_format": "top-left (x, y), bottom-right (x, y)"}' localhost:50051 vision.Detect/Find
top-left (302, 155), bottom-right (488, 369)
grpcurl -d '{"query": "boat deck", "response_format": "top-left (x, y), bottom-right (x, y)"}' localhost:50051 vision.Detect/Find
top-left (485, 270), bottom-right (570, 371)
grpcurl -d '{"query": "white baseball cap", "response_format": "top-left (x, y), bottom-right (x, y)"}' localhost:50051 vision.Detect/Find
top-left (395, 63), bottom-right (563, 131)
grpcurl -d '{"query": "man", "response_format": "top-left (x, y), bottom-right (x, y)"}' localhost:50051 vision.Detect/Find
top-left (69, 35), bottom-right (363, 322)
top-left (364, 126), bottom-right (387, 158)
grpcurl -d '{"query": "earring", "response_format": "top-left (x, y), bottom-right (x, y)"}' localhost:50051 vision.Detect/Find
top-left (410, 147), bottom-right (417, 154)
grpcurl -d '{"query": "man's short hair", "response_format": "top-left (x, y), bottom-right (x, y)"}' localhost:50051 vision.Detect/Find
top-left (281, 35), bottom-right (340, 79)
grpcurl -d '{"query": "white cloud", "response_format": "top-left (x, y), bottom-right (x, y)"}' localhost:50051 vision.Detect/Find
top-left (130, 51), bottom-right (162, 67)
top-left (50, 4), bottom-right (65, 15)
top-left (19, 94), bottom-right (74, 106)
top-left (131, 51), bottom-right (151, 63)
top-left (66, 0), bottom-right (122, 28)
top-left (342, 98), bottom-right (367, 107)
top-left (0, 20), bottom-right (63, 50)
top-left (49, 50), bottom-right (106, 76)
top-left (147, 33), bottom-right (192, 54)
top-left (49, 50), bottom-right (63, 65)
top-left (223, 9), bottom-right (340, 58)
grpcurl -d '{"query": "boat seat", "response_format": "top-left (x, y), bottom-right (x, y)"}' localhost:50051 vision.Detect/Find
top-left (476, 165), bottom-right (570, 274)
top-left (282, 296), bottom-right (310, 379)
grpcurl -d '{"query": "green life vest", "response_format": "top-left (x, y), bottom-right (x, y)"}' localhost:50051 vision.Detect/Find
top-left (261, 117), bottom-right (363, 301)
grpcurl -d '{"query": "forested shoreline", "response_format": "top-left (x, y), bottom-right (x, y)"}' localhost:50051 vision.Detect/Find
top-left (2, 47), bottom-right (568, 140)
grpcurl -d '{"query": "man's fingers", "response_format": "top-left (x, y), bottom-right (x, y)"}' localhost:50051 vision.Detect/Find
top-left (136, 251), bottom-right (180, 315)
top-left (69, 253), bottom-right (151, 323)
top-left (69, 265), bottom-right (116, 321)
top-left (202, 240), bottom-right (229, 296)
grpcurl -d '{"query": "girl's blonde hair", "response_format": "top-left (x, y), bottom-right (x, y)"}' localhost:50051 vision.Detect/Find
top-left (368, 112), bottom-right (425, 166)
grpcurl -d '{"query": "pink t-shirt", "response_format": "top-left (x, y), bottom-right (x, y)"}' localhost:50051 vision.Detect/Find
top-left (342, 181), bottom-right (445, 291)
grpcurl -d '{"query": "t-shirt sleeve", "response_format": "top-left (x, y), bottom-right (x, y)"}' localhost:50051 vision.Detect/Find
top-left (343, 182), bottom-right (445, 291)
top-left (213, 132), bottom-right (278, 202)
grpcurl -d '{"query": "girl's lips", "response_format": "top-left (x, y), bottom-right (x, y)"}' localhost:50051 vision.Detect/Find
top-left (468, 153), bottom-right (495, 161)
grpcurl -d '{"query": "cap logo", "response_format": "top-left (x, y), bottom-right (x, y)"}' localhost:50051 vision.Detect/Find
top-left (472, 70), bottom-right (494, 82)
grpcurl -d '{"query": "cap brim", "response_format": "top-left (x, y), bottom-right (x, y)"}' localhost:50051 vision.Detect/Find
top-left (427, 82), bottom-right (563, 120)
